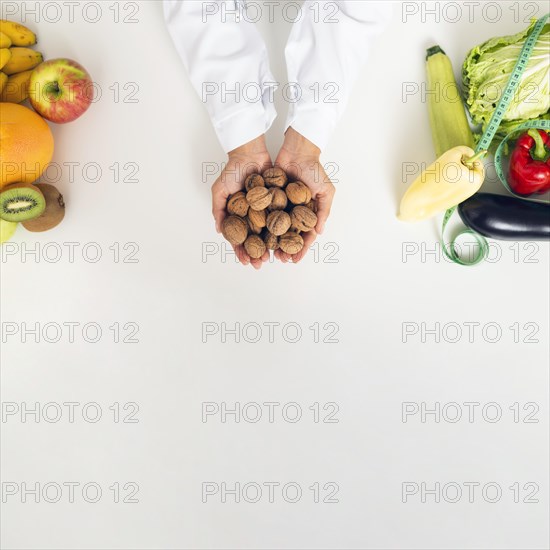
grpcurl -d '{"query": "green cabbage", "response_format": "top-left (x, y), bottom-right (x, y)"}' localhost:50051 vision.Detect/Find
top-left (463, 20), bottom-right (549, 142)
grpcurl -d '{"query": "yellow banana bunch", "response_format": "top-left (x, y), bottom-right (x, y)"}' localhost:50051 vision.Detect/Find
top-left (0, 69), bottom-right (32, 102)
top-left (0, 31), bottom-right (12, 48)
top-left (2, 47), bottom-right (42, 75)
top-left (0, 72), bottom-right (7, 94)
top-left (0, 20), bottom-right (36, 46)
top-left (0, 21), bottom-right (42, 102)
top-left (0, 48), bottom-right (11, 70)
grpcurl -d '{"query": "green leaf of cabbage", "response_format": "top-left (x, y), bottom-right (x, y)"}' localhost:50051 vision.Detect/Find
top-left (463, 20), bottom-right (549, 131)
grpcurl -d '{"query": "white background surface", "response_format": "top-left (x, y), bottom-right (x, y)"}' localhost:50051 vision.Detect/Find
top-left (1, 1), bottom-right (549, 549)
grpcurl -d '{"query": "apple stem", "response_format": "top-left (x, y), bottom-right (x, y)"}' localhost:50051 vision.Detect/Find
top-left (44, 82), bottom-right (60, 98)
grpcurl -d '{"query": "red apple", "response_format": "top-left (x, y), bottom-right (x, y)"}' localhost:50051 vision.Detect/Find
top-left (29, 58), bottom-right (94, 124)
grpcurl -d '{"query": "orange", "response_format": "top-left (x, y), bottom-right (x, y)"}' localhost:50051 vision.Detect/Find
top-left (0, 103), bottom-right (54, 188)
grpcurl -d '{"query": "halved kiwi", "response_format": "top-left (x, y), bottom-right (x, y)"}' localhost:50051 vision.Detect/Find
top-left (0, 183), bottom-right (45, 222)
top-left (22, 184), bottom-right (65, 232)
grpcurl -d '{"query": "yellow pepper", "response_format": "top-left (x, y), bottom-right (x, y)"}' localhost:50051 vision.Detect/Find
top-left (398, 146), bottom-right (487, 222)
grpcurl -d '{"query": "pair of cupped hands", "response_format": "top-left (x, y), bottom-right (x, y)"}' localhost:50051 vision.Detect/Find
top-left (212, 127), bottom-right (336, 269)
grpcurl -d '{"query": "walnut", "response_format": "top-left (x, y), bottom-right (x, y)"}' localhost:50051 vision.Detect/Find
top-left (285, 182), bottom-right (311, 205)
top-left (266, 210), bottom-right (291, 236)
top-left (244, 173), bottom-right (265, 192)
top-left (247, 217), bottom-right (262, 235)
top-left (268, 187), bottom-right (288, 211)
top-left (244, 234), bottom-right (266, 259)
top-left (262, 167), bottom-right (287, 188)
top-left (305, 200), bottom-right (316, 212)
top-left (248, 208), bottom-right (266, 229)
top-left (279, 232), bottom-right (304, 254)
top-left (246, 187), bottom-right (272, 211)
top-left (291, 205), bottom-right (317, 232)
top-left (222, 215), bottom-right (248, 245)
top-left (264, 231), bottom-right (279, 251)
top-left (227, 191), bottom-right (249, 217)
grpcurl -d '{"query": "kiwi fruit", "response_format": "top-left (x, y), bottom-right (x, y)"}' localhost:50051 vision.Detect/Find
top-left (0, 183), bottom-right (45, 222)
top-left (22, 184), bottom-right (65, 232)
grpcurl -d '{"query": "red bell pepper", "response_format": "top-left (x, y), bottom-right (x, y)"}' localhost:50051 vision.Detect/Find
top-left (508, 129), bottom-right (550, 196)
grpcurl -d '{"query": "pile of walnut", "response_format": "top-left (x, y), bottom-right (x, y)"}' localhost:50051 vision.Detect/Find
top-left (221, 167), bottom-right (317, 258)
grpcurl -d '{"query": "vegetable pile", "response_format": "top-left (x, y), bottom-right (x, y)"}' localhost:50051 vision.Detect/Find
top-left (399, 15), bottom-right (550, 261)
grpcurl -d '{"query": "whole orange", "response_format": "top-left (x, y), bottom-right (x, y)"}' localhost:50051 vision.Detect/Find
top-left (0, 103), bottom-right (54, 188)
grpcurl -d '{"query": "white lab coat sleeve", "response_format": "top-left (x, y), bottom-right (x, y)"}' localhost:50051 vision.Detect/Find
top-left (163, 0), bottom-right (278, 153)
top-left (284, 1), bottom-right (393, 151)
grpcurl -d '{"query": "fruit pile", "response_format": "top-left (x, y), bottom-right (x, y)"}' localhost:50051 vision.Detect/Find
top-left (221, 167), bottom-right (318, 258)
top-left (0, 20), bottom-right (93, 244)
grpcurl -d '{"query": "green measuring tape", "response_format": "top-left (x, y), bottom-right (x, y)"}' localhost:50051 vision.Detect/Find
top-left (441, 13), bottom-right (549, 266)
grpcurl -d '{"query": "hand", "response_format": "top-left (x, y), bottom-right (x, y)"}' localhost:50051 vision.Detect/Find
top-left (274, 127), bottom-right (336, 263)
top-left (212, 135), bottom-right (272, 270)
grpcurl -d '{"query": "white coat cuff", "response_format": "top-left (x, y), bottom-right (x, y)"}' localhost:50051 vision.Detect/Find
top-left (214, 96), bottom-right (277, 153)
top-left (285, 106), bottom-right (337, 152)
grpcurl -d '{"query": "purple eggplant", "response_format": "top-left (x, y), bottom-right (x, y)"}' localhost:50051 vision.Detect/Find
top-left (458, 193), bottom-right (550, 241)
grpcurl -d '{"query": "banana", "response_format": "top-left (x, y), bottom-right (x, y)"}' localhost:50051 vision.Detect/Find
top-left (0, 31), bottom-right (12, 48)
top-left (0, 20), bottom-right (36, 47)
top-left (2, 47), bottom-right (42, 75)
top-left (0, 48), bottom-right (11, 70)
top-left (0, 69), bottom-right (32, 102)
top-left (0, 72), bottom-right (7, 94)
